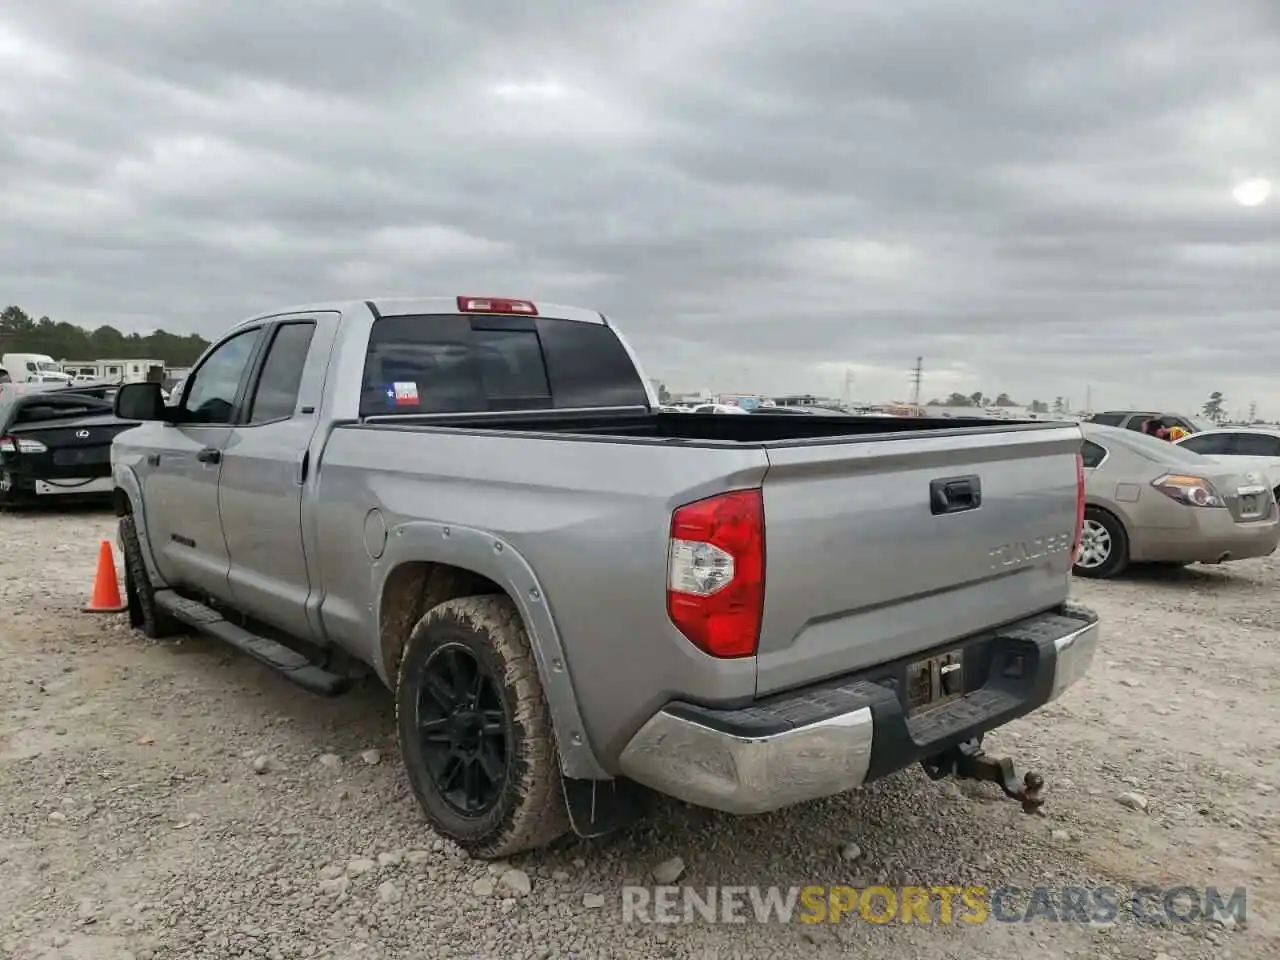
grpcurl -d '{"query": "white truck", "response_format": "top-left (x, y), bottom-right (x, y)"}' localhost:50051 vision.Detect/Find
top-left (1, 353), bottom-right (73, 385)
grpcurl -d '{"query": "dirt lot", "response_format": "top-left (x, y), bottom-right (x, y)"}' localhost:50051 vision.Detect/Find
top-left (1, 507), bottom-right (1276, 960)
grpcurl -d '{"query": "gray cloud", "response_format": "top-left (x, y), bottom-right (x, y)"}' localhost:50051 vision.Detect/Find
top-left (1, 0), bottom-right (1277, 416)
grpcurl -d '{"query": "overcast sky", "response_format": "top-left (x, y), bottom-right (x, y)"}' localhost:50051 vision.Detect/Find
top-left (1, 2), bottom-right (1277, 415)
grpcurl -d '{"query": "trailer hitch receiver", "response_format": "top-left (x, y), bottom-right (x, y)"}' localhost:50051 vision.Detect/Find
top-left (921, 738), bottom-right (1045, 815)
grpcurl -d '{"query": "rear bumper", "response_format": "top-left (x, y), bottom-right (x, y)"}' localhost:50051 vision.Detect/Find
top-left (617, 603), bottom-right (1098, 815)
top-left (1134, 508), bottom-right (1280, 564)
top-left (0, 470), bottom-right (113, 500)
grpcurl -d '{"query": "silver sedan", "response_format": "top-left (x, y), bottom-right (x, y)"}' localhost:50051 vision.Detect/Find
top-left (1074, 423), bottom-right (1280, 578)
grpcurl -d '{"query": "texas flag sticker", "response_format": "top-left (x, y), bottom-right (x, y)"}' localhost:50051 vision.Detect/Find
top-left (389, 382), bottom-right (419, 406)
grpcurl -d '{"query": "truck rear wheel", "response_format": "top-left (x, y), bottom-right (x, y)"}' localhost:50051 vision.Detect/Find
top-left (119, 514), bottom-right (182, 639)
top-left (395, 595), bottom-right (569, 859)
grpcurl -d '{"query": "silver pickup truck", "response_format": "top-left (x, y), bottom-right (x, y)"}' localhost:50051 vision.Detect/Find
top-left (110, 295), bottom-right (1099, 858)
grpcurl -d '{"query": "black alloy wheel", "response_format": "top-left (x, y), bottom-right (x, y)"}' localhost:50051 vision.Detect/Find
top-left (416, 643), bottom-right (508, 816)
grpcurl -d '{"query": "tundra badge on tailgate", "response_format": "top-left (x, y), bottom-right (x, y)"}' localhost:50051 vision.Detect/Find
top-left (988, 531), bottom-right (1074, 570)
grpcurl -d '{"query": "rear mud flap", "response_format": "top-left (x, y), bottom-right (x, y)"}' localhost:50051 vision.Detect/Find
top-left (562, 776), bottom-right (653, 838)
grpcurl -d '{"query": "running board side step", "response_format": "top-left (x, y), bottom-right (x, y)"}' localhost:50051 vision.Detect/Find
top-left (153, 590), bottom-right (349, 697)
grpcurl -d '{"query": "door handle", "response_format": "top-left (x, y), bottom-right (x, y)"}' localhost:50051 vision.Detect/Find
top-left (930, 475), bottom-right (982, 515)
top-left (196, 448), bottom-right (221, 465)
top-left (146, 453), bottom-right (161, 466)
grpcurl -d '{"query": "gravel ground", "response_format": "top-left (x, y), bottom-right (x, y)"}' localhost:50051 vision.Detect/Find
top-left (1, 506), bottom-right (1276, 960)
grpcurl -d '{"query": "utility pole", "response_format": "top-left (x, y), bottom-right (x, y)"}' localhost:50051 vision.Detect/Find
top-left (1085, 384), bottom-right (1092, 415)
top-left (842, 368), bottom-right (854, 409)
top-left (1249, 400), bottom-right (1257, 423)
top-left (908, 357), bottom-right (923, 415)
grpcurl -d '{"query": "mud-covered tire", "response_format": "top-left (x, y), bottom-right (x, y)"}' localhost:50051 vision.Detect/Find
top-left (395, 595), bottom-right (569, 859)
top-left (119, 514), bottom-right (182, 639)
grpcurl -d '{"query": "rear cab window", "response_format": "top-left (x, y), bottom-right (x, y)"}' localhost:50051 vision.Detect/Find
top-left (359, 314), bottom-right (649, 417)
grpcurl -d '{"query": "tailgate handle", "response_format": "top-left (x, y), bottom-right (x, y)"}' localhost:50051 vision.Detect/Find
top-left (930, 475), bottom-right (981, 515)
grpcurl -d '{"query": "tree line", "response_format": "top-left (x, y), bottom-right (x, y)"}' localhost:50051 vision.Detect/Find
top-left (0, 305), bottom-right (210, 367)
top-left (926, 392), bottom-right (1055, 413)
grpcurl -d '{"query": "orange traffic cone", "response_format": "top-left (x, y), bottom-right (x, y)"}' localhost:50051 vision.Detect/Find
top-left (85, 539), bottom-right (127, 613)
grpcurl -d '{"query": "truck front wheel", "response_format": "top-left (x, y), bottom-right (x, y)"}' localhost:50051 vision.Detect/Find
top-left (118, 514), bottom-right (182, 639)
top-left (395, 595), bottom-right (569, 859)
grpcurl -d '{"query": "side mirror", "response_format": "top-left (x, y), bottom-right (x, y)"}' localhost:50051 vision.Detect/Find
top-left (115, 382), bottom-right (169, 422)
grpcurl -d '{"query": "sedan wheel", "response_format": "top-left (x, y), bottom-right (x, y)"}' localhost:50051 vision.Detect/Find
top-left (1073, 507), bottom-right (1129, 579)
top-left (1077, 519), bottom-right (1111, 568)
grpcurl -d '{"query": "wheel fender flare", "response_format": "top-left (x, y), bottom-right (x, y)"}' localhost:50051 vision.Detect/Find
top-left (375, 520), bottom-right (608, 781)
top-left (112, 464), bottom-right (169, 589)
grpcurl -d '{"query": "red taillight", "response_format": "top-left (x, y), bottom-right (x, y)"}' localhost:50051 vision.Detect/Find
top-left (666, 489), bottom-right (765, 658)
top-left (456, 296), bottom-right (538, 315)
top-left (1072, 452), bottom-right (1086, 562)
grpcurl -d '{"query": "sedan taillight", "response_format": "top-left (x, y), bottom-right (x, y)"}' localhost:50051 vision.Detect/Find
top-left (0, 436), bottom-right (46, 454)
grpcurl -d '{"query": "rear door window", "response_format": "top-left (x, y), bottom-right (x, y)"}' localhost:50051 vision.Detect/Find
top-left (1080, 440), bottom-right (1108, 468)
top-left (1178, 433), bottom-right (1233, 456)
top-left (359, 315), bottom-right (648, 416)
top-left (246, 322), bottom-right (317, 423)
top-left (1231, 433), bottom-right (1280, 457)
top-left (1088, 413), bottom-right (1126, 426)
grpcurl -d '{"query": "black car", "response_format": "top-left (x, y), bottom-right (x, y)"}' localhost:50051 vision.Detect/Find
top-left (0, 384), bottom-right (136, 506)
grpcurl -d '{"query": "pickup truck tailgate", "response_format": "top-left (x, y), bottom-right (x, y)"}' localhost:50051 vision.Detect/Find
top-left (755, 424), bottom-right (1082, 696)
